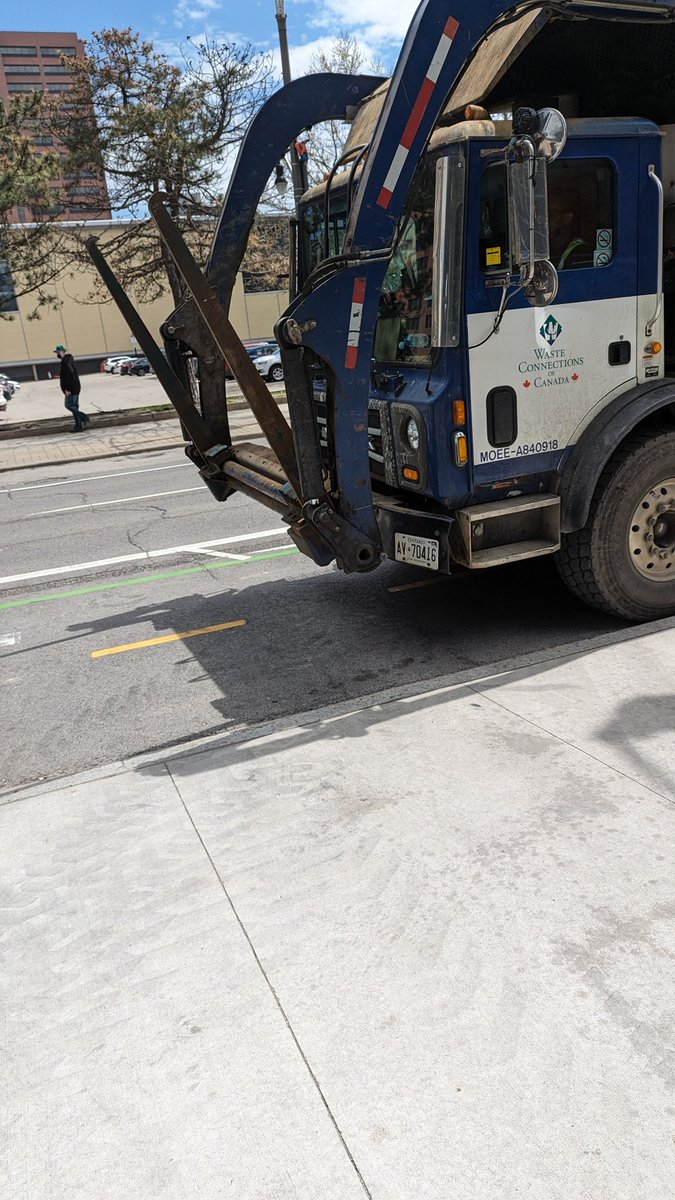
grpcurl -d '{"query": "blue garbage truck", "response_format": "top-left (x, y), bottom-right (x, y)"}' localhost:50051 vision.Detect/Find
top-left (90, 0), bottom-right (675, 620)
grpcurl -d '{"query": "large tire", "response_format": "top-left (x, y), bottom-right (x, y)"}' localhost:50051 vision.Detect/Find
top-left (556, 426), bottom-right (675, 620)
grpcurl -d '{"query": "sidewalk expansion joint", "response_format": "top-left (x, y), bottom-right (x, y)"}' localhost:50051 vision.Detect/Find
top-left (164, 762), bottom-right (374, 1200)
top-left (469, 683), bottom-right (675, 811)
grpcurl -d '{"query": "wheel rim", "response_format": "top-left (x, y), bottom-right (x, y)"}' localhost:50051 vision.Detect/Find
top-left (628, 477), bottom-right (675, 580)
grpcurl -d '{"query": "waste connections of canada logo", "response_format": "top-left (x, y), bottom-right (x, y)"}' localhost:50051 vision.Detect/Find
top-left (539, 314), bottom-right (562, 346)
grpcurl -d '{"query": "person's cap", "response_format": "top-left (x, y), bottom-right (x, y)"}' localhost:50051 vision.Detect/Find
top-left (54, 344), bottom-right (66, 352)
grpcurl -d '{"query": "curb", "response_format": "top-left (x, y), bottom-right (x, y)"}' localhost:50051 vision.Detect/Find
top-left (0, 423), bottom-right (269, 473)
top-left (3, 613), bottom-right (668, 802)
top-left (0, 438), bottom-right (190, 473)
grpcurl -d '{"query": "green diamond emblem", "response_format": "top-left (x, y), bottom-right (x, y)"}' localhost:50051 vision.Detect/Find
top-left (540, 314), bottom-right (562, 346)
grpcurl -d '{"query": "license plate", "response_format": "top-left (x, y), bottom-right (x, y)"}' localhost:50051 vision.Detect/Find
top-left (394, 533), bottom-right (439, 570)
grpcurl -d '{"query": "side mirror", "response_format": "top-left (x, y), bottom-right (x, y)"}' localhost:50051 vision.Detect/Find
top-left (508, 106), bottom-right (567, 304)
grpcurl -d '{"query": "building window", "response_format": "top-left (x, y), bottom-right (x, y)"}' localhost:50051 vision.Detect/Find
top-left (40, 46), bottom-right (76, 56)
top-left (0, 264), bottom-right (19, 314)
top-left (47, 83), bottom-right (72, 92)
top-left (44, 65), bottom-right (74, 74)
top-left (0, 45), bottom-right (37, 56)
top-left (7, 83), bottom-right (43, 92)
top-left (4, 64), bottom-right (41, 74)
top-left (34, 136), bottom-right (54, 146)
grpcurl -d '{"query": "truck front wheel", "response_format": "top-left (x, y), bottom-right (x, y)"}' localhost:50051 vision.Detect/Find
top-left (556, 427), bottom-right (675, 620)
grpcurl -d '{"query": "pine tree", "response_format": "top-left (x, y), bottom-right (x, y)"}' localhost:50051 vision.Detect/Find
top-left (0, 93), bottom-right (71, 316)
top-left (58, 27), bottom-right (274, 305)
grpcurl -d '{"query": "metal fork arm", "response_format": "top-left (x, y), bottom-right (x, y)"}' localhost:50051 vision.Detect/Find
top-left (149, 193), bottom-right (301, 499)
top-left (86, 236), bottom-right (229, 467)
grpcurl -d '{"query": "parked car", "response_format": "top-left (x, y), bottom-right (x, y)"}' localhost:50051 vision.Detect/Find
top-left (111, 357), bottom-right (134, 374)
top-left (251, 345), bottom-right (284, 383)
top-left (224, 339), bottom-right (276, 379)
top-left (121, 355), bottom-right (153, 377)
top-left (101, 354), bottom-right (134, 373)
top-left (0, 374), bottom-right (19, 396)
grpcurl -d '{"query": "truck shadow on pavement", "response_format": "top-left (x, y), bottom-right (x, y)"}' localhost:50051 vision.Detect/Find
top-left (59, 553), bottom-right (675, 802)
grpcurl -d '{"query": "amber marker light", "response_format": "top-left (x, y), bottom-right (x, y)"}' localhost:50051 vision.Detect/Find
top-left (403, 466), bottom-right (420, 482)
top-left (453, 399), bottom-right (466, 426)
top-left (652, 342), bottom-right (663, 354)
top-left (452, 432), bottom-right (469, 467)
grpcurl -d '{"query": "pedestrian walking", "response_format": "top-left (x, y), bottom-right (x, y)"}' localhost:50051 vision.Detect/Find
top-left (54, 345), bottom-right (90, 432)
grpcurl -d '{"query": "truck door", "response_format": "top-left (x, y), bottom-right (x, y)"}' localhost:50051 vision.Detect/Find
top-left (466, 138), bottom-right (645, 487)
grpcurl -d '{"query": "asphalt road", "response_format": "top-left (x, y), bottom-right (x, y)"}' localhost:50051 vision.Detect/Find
top-left (0, 447), bottom-right (628, 791)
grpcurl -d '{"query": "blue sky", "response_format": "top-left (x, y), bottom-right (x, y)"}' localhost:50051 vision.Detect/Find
top-left (7, 0), bottom-right (417, 77)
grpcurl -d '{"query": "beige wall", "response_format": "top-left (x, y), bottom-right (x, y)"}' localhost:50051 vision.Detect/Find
top-left (0, 222), bottom-right (288, 373)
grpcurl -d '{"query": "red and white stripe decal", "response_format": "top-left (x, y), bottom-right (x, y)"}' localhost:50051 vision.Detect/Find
top-left (377, 16), bottom-right (459, 210)
top-left (345, 277), bottom-right (366, 369)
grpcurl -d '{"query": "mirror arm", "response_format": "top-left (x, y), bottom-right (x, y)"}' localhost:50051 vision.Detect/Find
top-left (519, 136), bottom-right (537, 287)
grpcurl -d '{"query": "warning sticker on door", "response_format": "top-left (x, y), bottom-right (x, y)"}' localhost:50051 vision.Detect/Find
top-left (594, 228), bottom-right (613, 266)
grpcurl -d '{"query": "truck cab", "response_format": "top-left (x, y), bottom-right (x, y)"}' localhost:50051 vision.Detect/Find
top-left (296, 112), bottom-right (670, 587)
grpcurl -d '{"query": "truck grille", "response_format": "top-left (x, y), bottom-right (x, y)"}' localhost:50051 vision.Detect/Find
top-left (367, 406), bottom-right (385, 481)
top-left (313, 390), bottom-right (330, 464)
top-left (312, 391), bottom-right (386, 482)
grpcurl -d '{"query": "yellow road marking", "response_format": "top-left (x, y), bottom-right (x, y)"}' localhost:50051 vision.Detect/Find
top-left (91, 619), bottom-right (247, 658)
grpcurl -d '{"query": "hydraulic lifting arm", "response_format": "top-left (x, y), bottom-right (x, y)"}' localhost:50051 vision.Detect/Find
top-left (89, 0), bottom-right (675, 573)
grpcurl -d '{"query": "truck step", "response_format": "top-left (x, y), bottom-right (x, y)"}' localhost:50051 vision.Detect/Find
top-left (455, 494), bottom-right (560, 569)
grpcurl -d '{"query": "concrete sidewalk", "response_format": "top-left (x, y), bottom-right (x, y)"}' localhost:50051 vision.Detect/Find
top-left (0, 404), bottom-right (288, 472)
top-left (2, 620), bottom-right (674, 1198)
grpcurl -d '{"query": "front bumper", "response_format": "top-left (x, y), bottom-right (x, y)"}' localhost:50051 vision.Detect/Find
top-left (374, 495), bottom-right (455, 574)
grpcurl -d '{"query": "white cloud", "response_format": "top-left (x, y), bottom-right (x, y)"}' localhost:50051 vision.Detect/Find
top-left (304, 0), bottom-right (418, 52)
top-left (173, 0), bottom-right (223, 28)
top-left (268, 35), bottom-right (382, 80)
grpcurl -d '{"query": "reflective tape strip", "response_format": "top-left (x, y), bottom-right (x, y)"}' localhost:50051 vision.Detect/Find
top-left (345, 276), bottom-right (367, 369)
top-left (377, 16), bottom-right (459, 210)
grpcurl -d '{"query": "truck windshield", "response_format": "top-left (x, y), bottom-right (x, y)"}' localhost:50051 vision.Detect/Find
top-left (374, 159), bottom-right (436, 367)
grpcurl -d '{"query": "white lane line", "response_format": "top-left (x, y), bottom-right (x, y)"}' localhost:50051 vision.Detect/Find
top-left (197, 549), bottom-right (251, 560)
top-left (0, 461), bottom-right (189, 494)
top-left (32, 486), bottom-right (204, 516)
top-left (0, 527), bottom-right (285, 586)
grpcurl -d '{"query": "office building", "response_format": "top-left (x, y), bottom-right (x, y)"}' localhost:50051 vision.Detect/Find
top-left (0, 30), bottom-right (111, 221)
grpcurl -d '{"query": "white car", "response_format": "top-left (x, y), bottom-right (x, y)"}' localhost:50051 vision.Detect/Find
top-left (252, 347), bottom-right (284, 383)
top-left (0, 374), bottom-right (19, 396)
top-left (101, 354), bottom-right (134, 373)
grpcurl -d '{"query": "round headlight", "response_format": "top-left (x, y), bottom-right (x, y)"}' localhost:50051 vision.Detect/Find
top-left (406, 417), bottom-right (420, 452)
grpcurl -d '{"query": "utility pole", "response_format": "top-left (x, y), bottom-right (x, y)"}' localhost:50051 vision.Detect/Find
top-left (274, 0), bottom-right (308, 212)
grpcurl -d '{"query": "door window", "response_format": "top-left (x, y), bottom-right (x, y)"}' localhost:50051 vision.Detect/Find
top-left (479, 157), bottom-right (615, 273)
top-left (479, 164), bottom-right (511, 274)
top-left (547, 159), bottom-right (615, 270)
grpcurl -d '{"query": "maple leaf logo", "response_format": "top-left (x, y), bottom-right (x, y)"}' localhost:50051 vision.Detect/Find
top-left (523, 380), bottom-right (531, 388)
top-left (571, 373), bottom-right (579, 381)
